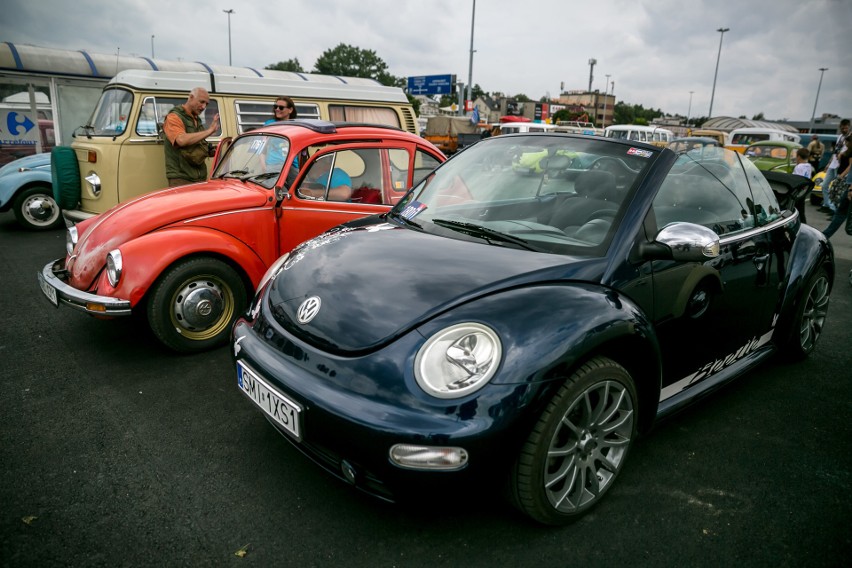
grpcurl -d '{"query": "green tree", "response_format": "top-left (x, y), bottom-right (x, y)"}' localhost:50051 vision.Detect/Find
top-left (752, 112), bottom-right (765, 120)
top-left (313, 44), bottom-right (400, 87)
top-left (266, 58), bottom-right (305, 72)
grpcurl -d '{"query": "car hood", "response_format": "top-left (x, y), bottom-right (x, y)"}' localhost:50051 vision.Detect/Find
top-left (68, 181), bottom-right (268, 287)
top-left (265, 221), bottom-right (603, 353)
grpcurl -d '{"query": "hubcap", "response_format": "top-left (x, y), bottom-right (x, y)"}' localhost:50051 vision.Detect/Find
top-left (173, 279), bottom-right (226, 331)
top-left (24, 195), bottom-right (59, 225)
top-left (544, 380), bottom-right (634, 513)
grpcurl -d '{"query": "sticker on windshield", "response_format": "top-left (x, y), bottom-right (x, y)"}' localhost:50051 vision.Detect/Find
top-left (627, 147), bottom-right (653, 158)
top-left (400, 200), bottom-right (427, 220)
top-left (249, 138), bottom-right (267, 154)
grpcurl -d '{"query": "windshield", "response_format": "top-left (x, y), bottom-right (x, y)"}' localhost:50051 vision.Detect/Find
top-left (391, 135), bottom-right (658, 255)
top-left (211, 134), bottom-right (292, 189)
top-left (88, 87), bottom-right (134, 136)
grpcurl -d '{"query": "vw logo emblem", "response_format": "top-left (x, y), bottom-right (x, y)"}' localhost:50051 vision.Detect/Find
top-left (297, 296), bottom-right (321, 324)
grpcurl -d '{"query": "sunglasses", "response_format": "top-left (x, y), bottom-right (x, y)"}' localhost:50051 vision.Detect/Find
top-left (274, 105), bottom-right (291, 111)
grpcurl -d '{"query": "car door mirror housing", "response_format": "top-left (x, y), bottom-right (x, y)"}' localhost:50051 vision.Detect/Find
top-left (641, 222), bottom-right (721, 262)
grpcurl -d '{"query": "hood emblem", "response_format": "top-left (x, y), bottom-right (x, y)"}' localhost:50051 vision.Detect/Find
top-left (297, 296), bottom-right (321, 324)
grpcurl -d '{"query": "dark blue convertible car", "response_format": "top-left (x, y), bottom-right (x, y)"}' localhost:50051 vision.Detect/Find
top-left (232, 134), bottom-right (833, 525)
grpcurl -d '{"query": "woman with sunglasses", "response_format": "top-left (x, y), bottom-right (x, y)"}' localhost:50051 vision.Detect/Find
top-left (263, 96), bottom-right (299, 170)
top-left (265, 96), bottom-right (298, 125)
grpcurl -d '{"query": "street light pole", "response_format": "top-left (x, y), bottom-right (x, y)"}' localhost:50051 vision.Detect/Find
top-left (686, 90), bottom-right (694, 128)
top-left (150, 35), bottom-right (155, 58)
top-left (223, 9), bottom-right (235, 66)
top-left (809, 67), bottom-right (828, 133)
top-left (603, 74), bottom-right (611, 128)
top-left (708, 27), bottom-right (729, 118)
top-left (466, 0), bottom-right (475, 112)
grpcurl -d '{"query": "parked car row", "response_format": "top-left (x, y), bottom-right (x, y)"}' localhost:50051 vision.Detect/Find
top-left (34, 121), bottom-right (836, 525)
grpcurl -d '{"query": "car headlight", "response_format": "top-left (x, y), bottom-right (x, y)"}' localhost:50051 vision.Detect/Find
top-left (85, 172), bottom-right (101, 196)
top-left (257, 253), bottom-right (290, 293)
top-left (66, 226), bottom-right (78, 255)
top-left (106, 249), bottom-right (123, 287)
top-left (414, 322), bottom-right (502, 399)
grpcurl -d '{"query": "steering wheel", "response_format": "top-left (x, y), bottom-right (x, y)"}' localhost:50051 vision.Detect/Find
top-left (584, 208), bottom-right (618, 223)
top-left (590, 157), bottom-right (619, 172)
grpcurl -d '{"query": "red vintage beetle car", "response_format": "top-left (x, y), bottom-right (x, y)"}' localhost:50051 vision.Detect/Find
top-left (38, 120), bottom-right (445, 352)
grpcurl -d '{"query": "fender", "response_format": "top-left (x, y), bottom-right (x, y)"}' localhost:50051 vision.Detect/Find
top-left (96, 226), bottom-right (270, 307)
top-left (772, 223), bottom-right (834, 346)
top-left (0, 165), bottom-right (52, 210)
top-left (416, 282), bottom-right (662, 421)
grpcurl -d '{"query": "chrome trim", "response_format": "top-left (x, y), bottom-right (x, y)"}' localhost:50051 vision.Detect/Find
top-left (62, 209), bottom-right (96, 223)
top-left (718, 209), bottom-right (797, 247)
top-left (40, 259), bottom-right (132, 316)
top-left (84, 172), bottom-right (101, 196)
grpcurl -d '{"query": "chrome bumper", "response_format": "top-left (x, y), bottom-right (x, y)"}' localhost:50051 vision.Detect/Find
top-left (39, 258), bottom-right (132, 316)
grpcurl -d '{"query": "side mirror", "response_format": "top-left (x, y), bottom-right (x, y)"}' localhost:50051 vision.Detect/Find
top-left (640, 222), bottom-right (720, 262)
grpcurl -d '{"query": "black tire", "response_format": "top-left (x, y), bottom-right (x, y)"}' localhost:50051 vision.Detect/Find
top-left (510, 357), bottom-right (637, 525)
top-left (12, 185), bottom-right (63, 230)
top-left (51, 146), bottom-right (81, 210)
top-left (782, 267), bottom-right (830, 360)
top-left (146, 257), bottom-right (248, 353)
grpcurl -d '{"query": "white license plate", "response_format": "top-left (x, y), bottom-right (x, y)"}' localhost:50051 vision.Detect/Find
top-left (38, 271), bottom-right (58, 307)
top-left (237, 361), bottom-right (302, 440)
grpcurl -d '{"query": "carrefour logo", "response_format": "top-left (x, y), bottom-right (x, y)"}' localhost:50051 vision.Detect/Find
top-left (0, 111), bottom-right (39, 145)
top-left (6, 111), bottom-right (36, 135)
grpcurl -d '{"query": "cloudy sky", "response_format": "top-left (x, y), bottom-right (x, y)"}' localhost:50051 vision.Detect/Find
top-left (2, 0), bottom-right (850, 122)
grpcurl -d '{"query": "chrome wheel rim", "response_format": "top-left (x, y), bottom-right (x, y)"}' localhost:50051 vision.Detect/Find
top-left (544, 380), bottom-right (634, 513)
top-left (799, 275), bottom-right (830, 352)
top-left (23, 194), bottom-right (60, 227)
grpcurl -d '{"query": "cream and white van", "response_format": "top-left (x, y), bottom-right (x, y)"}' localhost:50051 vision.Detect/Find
top-left (604, 125), bottom-right (674, 147)
top-left (724, 127), bottom-right (800, 154)
top-left (54, 69), bottom-right (418, 222)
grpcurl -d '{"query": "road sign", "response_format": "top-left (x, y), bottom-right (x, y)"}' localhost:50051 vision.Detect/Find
top-left (407, 74), bottom-right (455, 96)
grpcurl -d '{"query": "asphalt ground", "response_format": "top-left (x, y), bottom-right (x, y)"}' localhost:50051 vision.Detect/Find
top-left (1, 202), bottom-right (850, 567)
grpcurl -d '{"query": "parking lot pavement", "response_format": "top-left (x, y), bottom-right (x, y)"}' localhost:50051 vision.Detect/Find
top-left (1, 208), bottom-right (850, 567)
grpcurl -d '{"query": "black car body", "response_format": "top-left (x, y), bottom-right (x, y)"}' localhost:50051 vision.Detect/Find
top-left (232, 134), bottom-right (834, 525)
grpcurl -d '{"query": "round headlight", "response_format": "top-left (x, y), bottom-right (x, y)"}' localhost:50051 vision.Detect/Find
top-left (106, 249), bottom-right (123, 287)
top-left (66, 226), bottom-right (78, 256)
top-left (414, 323), bottom-right (502, 399)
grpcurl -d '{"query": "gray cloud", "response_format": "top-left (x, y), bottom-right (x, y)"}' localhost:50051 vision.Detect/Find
top-left (2, 0), bottom-right (849, 121)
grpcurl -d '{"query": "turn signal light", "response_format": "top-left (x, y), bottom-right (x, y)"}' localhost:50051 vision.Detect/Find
top-left (87, 151), bottom-right (97, 163)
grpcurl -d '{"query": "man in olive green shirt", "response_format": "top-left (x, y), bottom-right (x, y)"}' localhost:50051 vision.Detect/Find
top-left (163, 87), bottom-right (220, 186)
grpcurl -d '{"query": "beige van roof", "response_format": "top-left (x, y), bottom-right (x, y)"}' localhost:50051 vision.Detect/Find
top-left (108, 69), bottom-right (409, 104)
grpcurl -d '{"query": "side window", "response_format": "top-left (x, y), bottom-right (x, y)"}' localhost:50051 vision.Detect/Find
top-left (387, 148), bottom-right (440, 202)
top-left (412, 149), bottom-right (442, 187)
top-left (297, 148), bottom-right (380, 204)
top-left (197, 99), bottom-right (221, 137)
top-left (235, 100), bottom-right (321, 133)
top-left (138, 96), bottom-right (184, 136)
top-left (653, 155), bottom-right (755, 236)
top-left (740, 156), bottom-right (782, 225)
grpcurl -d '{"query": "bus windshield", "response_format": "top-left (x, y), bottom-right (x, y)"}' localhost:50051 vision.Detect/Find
top-left (88, 88), bottom-right (134, 136)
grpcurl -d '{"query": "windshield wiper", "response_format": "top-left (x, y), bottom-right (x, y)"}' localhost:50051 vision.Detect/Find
top-left (74, 124), bottom-right (94, 139)
top-left (220, 169), bottom-right (249, 179)
top-left (240, 172), bottom-right (280, 183)
top-left (432, 218), bottom-right (537, 250)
